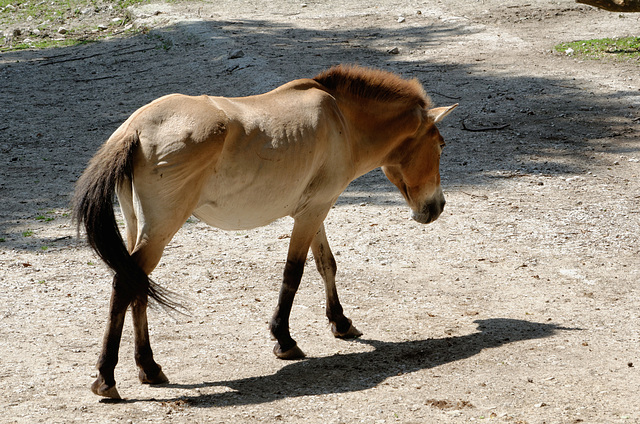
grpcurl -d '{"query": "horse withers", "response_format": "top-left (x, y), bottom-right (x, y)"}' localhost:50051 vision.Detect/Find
top-left (72, 65), bottom-right (457, 399)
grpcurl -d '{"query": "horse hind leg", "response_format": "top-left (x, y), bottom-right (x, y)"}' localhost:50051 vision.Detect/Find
top-left (131, 295), bottom-right (168, 385)
top-left (126, 213), bottom-right (192, 386)
top-left (91, 279), bottom-right (130, 399)
top-left (93, 185), bottom-right (197, 398)
top-left (310, 223), bottom-right (362, 339)
top-left (118, 183), bottom-right (168, 385)
top-left (91, 241), bottom-right (171, 399)
top-left (117, 175), bottom-right (137, 253)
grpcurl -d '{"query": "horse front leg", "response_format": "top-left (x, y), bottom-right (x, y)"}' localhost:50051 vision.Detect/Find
top-left (91, 276), bottom-right (130, 400)
top-left (269, 217), bottom-right (325, 360)
top-left (131, 297), bottom-right (168, 385)
top-left (310, 223), bottom-right (362, 339)
top-left (270, 258), bottom-right (306, 359)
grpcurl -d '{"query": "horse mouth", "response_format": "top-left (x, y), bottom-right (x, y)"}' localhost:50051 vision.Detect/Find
top-left (411, 199), bottom-right (445, 224)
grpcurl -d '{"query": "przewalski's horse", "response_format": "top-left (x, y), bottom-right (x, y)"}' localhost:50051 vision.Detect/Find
top-left (73, 65), bottom-right (457, 399)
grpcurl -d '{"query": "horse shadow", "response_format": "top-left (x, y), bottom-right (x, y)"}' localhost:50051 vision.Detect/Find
top-left (133, 318), bottom-right (573, 407)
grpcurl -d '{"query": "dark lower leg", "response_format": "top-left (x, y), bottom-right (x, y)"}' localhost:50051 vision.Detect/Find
top-left (131, 298), bottom-right (168, 385)
top-left (270, 259), bottom-right (305, 358)
top-left (91, 278), bottom-right (131, 399)
top-left (324, 279), bottom-right (361, 338)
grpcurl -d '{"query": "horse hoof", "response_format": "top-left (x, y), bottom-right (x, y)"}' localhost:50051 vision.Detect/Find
top-left (274, 343), bottom-right (306, 360)
top-left (91, 378), bottom-right (121, 400)
top-left (332, 321), bottom-right (363, 339)
top-left (139, 368), bottom-right (169, 385)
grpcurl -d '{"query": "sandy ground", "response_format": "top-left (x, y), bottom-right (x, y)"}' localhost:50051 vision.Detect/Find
top-left (1, 0), bottom-right (639, 423)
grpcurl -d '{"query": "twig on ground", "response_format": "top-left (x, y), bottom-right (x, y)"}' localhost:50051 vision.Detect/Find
top-left (461, 119), bottom-right (510, 132)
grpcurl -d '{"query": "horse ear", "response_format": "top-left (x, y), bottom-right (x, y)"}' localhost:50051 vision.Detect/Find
top-left (428, 104), bottom-right (458, 124)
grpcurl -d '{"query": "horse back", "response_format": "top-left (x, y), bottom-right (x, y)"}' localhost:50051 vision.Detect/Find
top-left (127, 82), bottom-right (346, 179)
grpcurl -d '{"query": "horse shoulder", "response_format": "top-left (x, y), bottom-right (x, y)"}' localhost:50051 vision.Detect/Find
top-left (279, 81), bottom-right (356, 199)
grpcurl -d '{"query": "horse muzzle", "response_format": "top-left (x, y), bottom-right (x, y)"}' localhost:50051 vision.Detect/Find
top-left (411, 189), bottom-right (445, 224)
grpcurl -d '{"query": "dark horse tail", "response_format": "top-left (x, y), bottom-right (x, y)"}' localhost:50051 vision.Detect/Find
top-left (72, 132), bottom-right (178, 310)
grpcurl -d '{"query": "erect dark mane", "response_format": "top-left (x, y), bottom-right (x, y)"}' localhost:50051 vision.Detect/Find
top-left (314, 64), bottom-right (430, 109)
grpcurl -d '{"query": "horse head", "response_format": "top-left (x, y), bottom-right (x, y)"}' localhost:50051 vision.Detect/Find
top-left (382, 104), bottom-right (457, 224)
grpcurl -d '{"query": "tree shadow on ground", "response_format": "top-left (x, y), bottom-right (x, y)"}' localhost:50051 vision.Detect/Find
top-left (1, 16), bottom-right (637, 244)
top-left (118, 318), bottom-right (574, 406)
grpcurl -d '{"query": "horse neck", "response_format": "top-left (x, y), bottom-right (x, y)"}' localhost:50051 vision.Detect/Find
top-left (338, 98), bottom-right (423, 177)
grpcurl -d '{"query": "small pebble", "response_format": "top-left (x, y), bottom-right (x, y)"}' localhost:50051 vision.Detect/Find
top-left (228, 49), bottom-right (244, 59)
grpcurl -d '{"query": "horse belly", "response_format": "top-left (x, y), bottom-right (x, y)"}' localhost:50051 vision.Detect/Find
top-left (192, 184), bottom-right (301, 231)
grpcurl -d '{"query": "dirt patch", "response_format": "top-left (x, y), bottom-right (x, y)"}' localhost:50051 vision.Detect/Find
top-left (1, 1), bottom-right (639, 423)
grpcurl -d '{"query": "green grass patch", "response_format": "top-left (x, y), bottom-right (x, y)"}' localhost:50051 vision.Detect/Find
top-left (13, 37), bottom-right (89, 50)
top-left (35, 215), bottom-right (55, 222)
top-left (0, 0), bottom-right (151, 20)
top-left (35, 210), bottom-right (58, 221)
top-left (0, 0), bottom-right (152, 52)
top-left (555, 37), bottom-right (640, 61)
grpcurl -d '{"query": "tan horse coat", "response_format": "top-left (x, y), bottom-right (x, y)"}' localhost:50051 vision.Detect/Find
top-left (73, 65), bottom-right (456, 399)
